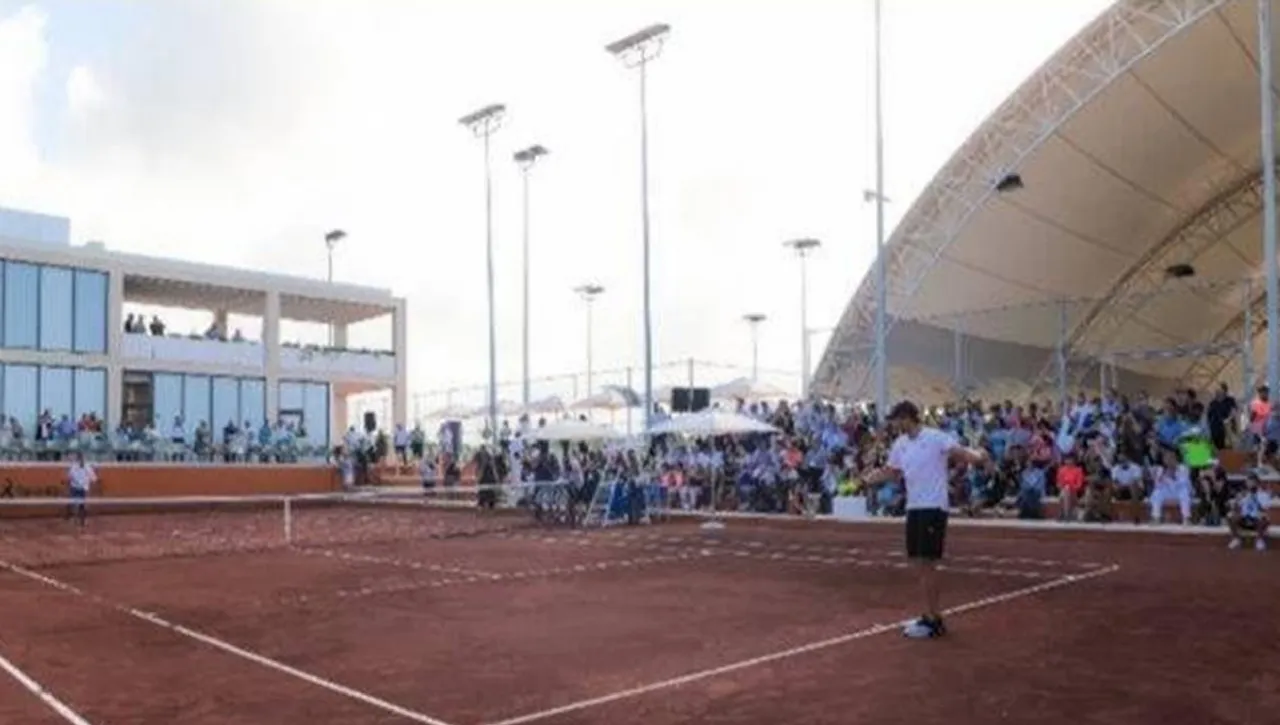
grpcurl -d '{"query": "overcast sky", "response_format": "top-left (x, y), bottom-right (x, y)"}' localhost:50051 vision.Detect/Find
top-left (0, 0), bottom-right (1111, 406)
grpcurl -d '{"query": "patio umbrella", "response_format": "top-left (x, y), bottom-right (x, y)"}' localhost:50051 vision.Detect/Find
top-left (530, 418), bottom-right (622, 442)
top-left (647, 409), bottom-right (779, 436)
top-left (710, 377), bottom-right (789, 402)
top-left (569, 385), bottom-right (641, 412)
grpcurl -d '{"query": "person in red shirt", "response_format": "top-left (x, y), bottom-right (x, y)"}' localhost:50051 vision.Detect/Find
top-left (1056, 452), bottom-right (1086, 522)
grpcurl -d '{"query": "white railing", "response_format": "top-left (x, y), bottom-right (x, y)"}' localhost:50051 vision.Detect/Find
top-left (121, 333), bottom-right (265, 369)
top-left (279, 346), bottom-right (395, 380)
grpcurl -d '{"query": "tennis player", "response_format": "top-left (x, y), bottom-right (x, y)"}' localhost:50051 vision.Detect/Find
top-left (866, 401), bottom-right (987, 639)
top-left (66, 452), bottom-right (97, 529)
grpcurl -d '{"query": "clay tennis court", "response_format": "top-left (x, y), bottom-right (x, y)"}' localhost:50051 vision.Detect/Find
top-left (1, 498), bottom-right (1278, 725)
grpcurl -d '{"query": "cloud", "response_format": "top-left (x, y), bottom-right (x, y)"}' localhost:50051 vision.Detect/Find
top-left (0, 5), bottom-right (49, 196)
top-left (65, 64), bottom-right (104, 118)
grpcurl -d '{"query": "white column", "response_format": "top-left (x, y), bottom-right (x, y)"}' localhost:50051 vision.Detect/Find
top-left (333, 323), bottom-right (349, 349)
top-left (392, 298), bottom-right (409, 427)
top-left (265, 290), bottom-right (281, 423)
top-left (106, 270), bottom-right (125, 430)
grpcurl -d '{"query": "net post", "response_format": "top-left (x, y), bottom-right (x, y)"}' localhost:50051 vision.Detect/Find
top-left (283, 497), bottom-right (293, 545)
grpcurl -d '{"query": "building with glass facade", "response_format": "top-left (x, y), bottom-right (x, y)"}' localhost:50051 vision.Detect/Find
top-left (0, 208), bottom-right (406, 449)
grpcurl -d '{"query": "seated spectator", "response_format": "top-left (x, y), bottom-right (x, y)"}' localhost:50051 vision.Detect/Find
top-left (1227, 472), bottom-right (1270, 551)
top-left (1150, 449), bottom-right (1192, 524)
top-left (1197, 465), bottom-right (1233, 527)
top-left (1056, 453), bottom-right (1086, 522)
top-left (1015, 459), bottom-right (1046, 520)
top-left (1109, 452), bottom-right (1146, 503)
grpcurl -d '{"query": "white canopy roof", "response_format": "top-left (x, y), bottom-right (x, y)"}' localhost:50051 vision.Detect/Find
top-left (648, 410), bottom-right (779, 437)
top-left (816, 0), bottom-right (1277, 402)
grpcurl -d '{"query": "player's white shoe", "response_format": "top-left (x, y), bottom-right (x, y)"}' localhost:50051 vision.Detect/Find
top-left (1228, 538), bottom-right (1242, 550)
top-left (1256, 537), bottom-right (1267, 551)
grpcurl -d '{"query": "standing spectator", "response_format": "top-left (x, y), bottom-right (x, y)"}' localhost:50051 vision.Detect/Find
top-left (1206, 383), bottom-right (1237, 451)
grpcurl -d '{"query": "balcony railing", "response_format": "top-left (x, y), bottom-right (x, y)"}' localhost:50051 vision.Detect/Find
top-left (122, 333), bottom-right (265, 368)
top-left (279, 344), bottom-right (395, 379)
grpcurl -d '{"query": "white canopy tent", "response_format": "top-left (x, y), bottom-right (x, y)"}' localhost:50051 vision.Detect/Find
top-left (710, 377), bottom-right (789, 402)
top-left (648, 410), bottom-right (778, 437)
top-left (530, 418), bottom-right (623, 443)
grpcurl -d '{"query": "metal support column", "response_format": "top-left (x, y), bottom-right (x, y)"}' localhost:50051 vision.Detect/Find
top-left (1244, 278), bottom-right (1255, 396)
top-left (872, 0), bottom-right (889, 421)
top-left (1260, 0), bottom-right (1279, 394)
top-left (1056, 299), bottom-right (1068, 415)
top-left (952, 316), bottom-right (964, 399)
top-left (626, 367), bottom-right (634, 436)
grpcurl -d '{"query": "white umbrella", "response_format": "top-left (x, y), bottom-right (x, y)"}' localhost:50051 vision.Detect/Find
top-left (522, 396), bottom-right (565, 415)
top-left (569, 385), bottom-right (641, 411)
top-left (530, 418), bottom-right (622, 442)
top-left (425, 404), bottom-right (475, 420)
top-left (647, 409), bottom-right (779, 436)
top-left (711, 377), bottom-right (789, 402)
top-left (469, 400), bottom-right (524, 418)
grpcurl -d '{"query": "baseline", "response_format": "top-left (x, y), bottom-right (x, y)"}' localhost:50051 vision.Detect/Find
top-left (0, 645), bottom-right (93, 725)
top-left (0, 559), bottom-right (457, 725)
top-left (483, 564), bottom-right (1120, 725)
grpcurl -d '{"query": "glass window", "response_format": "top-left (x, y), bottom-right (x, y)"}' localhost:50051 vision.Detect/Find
top-left (152, 373), bottom-right (183, 430)
top-left (2, 364), bottom-right (37, 432)
top-left (39, 266), bottom-right (73, 351)
top-left (4, 262), bottom-right (38, 348)
top-left (278, 381), bottom-right (303, 413)
top-left (39, 366), bottom-right (73, 421)
top-left (72, 270), bottom-right (107, 353)
top-left (211, 377), bottom-right (240, 433)
top-left (302, 382), bottom-right (330, 446)
top-left (183, 375), bottom-right (211, 437)
top-left (241, 378), bottom-right (265, 428)
top-left (73, 368), bottom-right (106, 420)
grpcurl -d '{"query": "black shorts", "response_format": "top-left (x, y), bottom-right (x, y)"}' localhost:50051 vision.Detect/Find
top-left (905, 508), bottom-right (948, 561)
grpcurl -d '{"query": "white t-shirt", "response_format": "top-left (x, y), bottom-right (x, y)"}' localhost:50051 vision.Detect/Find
top-left (887, 427), bottom-right (959, 510)
top-left (68, 463), bottom-right (96, 493)
top-left (1239, 489), bottom-right (1271, 518)
top-left (1110, 462), bottom-right (1144, 487)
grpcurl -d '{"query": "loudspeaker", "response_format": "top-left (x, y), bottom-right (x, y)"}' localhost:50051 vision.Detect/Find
top-left (363, 411), bottom-right (377, 434)
top-left (670, 387), bottom-right (711, 413)
top-left (671, 388), bottom-right (690, 413)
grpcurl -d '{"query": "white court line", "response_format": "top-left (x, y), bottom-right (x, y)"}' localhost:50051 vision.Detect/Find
top-left (0, 560), bottom-right (457, 725)
top-left (0, 646), bottom-right (93, 725)
top-left (484, 564), bottom-right (1120, 725)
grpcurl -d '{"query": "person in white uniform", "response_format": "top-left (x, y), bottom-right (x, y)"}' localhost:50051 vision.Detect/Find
top-left (1149, 449), bottom-right (1192, 524)
top-left (66, 452), bottom-right (97, 528)
top-left (866, 401), bottom-right (988, 639)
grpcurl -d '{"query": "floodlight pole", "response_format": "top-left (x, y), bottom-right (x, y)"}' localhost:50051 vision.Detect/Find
top-left (785, 239), bottom-right (821, 399)
top-left (743, 314), bottom-right (767, 382)
top-left (575, 285), bottom-right (605, 399)
top-left (607, 23), bottom-right (669, 433)
top-left (460, 104), bottom-right (506, 439)
top-left (1259, 0), bottom-right (1279, 395)
top-left (872, 0), bottom-right (889, 422)
top-left (515, 145), bottom-right (549, 409)
top-left (324, 229), bottom-right (346, 347)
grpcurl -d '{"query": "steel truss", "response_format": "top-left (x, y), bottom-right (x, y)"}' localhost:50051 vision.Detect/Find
top-left (812, 0), bottom-right (1225, 401)
top-left (1026, 169), bottom-right (1271, 399)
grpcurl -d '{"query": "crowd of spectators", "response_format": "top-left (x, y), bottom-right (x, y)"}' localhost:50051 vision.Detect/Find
top-left (392, 381), bottom-right (1274, 536)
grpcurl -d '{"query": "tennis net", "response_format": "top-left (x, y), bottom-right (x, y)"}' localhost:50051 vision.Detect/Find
top-left (0, 482), bottom-right (581, 569)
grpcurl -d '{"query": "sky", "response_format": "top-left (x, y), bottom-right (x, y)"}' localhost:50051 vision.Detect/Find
top-left (0, 0), bottom-right (1112, 409)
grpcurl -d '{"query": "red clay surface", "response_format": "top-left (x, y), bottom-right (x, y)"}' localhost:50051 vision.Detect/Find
top-left (2, 507), bottom-right (1278, 725)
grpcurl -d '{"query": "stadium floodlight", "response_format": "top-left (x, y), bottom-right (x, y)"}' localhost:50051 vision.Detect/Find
top-left (742, 314), bottom-right (767, 382)
top-left (995, 172), bottom-right (1024, 193)
top-left (514, 144), bottom-right (550, 409)
top-left (606, 23), bottom-right (670, 433)
top-left (605, 24), bottom-right (671, 64)
top-left (784, 239), bottom-right (822, 399)
top-left (574, 284), bottom-right (606, 398)
top-left (459, 103), bottom-right (507, 439)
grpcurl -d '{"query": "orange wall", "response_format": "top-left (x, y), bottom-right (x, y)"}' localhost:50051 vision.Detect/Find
top-left (0, 464), bottom-right (339, 499)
